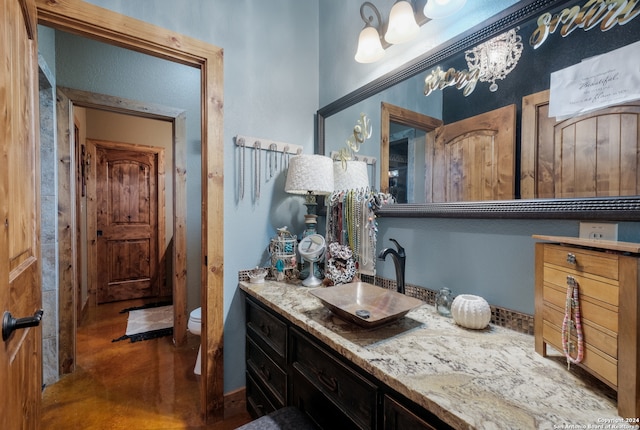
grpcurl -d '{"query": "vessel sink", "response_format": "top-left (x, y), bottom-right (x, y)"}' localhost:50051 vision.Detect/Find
top-left (310, 282), bottom-right (424, 328)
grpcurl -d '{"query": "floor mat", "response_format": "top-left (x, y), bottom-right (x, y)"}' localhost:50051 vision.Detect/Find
top-left (112, 305), bottom-right (173, 343)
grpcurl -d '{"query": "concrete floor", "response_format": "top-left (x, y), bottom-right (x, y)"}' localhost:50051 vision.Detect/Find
top-left (41, 299), bottom-right (251, 429)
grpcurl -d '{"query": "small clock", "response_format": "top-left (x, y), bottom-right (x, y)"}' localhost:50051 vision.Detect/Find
top-left (298, 234), bottom-right (326, 287)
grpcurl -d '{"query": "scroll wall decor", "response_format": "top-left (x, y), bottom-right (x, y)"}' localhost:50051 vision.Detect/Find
top-left (530, 0), bottom-right (640, 49)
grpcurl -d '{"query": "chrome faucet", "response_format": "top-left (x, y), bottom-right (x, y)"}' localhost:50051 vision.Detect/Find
top-left (378, 238), bottom-right (406, 294)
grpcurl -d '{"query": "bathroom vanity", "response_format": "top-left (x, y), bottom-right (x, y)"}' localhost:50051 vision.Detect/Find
top-left (240, 280), bottom-right (624, 429)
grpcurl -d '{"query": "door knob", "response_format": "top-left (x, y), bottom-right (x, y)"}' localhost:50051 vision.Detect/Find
top-left (2, 309), bottom-right (43, 341)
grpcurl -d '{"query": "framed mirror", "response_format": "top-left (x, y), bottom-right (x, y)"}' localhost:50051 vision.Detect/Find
top-left (317, 0), bottom-right (640, 220)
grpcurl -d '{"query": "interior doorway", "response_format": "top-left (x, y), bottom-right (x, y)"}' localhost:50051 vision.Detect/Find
top-left (38, 1), bottom-right (225, 420)
top-left (56, 87), bottom-right (188, 372)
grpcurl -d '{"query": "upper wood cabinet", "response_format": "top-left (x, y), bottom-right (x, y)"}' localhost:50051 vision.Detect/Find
top-left (522, 90), bottom-right (640, 199)
top-left (425, 104), bottom-right (516, 203)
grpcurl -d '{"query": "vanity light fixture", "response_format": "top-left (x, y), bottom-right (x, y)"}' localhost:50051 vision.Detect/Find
top-left (355, 0), bottom-right (468, 64)
top-left (464, 28), bottom-right (524, 92)
top-left (355, 1), bottom-right (426, 63)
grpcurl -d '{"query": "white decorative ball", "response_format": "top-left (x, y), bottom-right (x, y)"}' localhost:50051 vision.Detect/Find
top-left (451, 294), bottom-right (491, 329)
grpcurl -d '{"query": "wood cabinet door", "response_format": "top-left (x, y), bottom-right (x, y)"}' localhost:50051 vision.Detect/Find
top-left (522, 89), bottom-right (640, 199)
top-left (96, 145), bottom-right (159, 303)
top-left (426, 104), bottom-right (516, 202)
top-left (0, 0), bottom-right (43, 428)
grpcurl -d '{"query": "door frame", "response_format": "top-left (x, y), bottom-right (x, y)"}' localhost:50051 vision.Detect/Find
top-left (38, 1), bottom-right (225, 421)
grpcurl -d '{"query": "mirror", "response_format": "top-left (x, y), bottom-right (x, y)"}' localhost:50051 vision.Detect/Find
top-left (317, 0), bottom-right (640, 220)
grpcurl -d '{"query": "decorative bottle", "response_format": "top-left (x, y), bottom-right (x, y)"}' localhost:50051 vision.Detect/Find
top-left (435, 287), bottom-right (453, 317)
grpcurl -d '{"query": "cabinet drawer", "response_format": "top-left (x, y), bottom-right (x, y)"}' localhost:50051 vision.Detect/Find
top-left (544, 244), bottom-right (618, 279)
top-left (383, 394), bottom-right (452, 430)
top-left (246, 297), bottom-right (287, 364)
top-left (246, 371), bottom-right (278, 418)
top-left (543, 284), bottom-right (618, 333)
top-left (290, 368), bottom-right (362, 429)
top-left (291, 328), bottom-right (377, 430)
top-left (543, 265), bottom-right (618, 307)
top-left (542, 321), bottom-right (617, 387)
top-left (542, 304), bottom-right (617, 358)
top-left (246, 336), bottom-right (286, 406)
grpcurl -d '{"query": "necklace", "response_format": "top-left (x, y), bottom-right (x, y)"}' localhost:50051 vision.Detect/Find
top-left (239, 139), bottom-right (245, 200)
top-left (254, 141), bottom-right (261, 201)
top-left (561, 275), bottom-right (584, 369)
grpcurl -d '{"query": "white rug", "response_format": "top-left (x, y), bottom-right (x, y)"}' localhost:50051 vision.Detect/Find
top-left (112, 304), bottom-right (174, 343)
top-left (125, 305), bottom-right (173, 336)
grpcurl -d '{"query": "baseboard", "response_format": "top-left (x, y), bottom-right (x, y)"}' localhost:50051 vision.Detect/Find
top-left (224, 387), bottom-right (247, 419)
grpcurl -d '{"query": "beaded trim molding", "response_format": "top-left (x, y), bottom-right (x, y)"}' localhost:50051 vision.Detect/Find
top-left (237, 270), bottom-right (534, 335)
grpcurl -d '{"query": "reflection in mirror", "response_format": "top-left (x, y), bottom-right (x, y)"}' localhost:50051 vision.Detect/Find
top-left (318, 0), bottom-right (640, 219)
top-left (380, 102), bottom-right (442, 204)
top-left (387, 123), bottom-right (415, 203)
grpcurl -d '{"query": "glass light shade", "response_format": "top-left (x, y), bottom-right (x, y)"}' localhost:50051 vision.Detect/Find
top-left (384, 1), bottom-right (420, 45)
top-left (423, 0), bottom-right (467, 19)
top-left (333, 161), bottom-right (369, 192)
top-left (355, 26), bottom-right (385, 63)
top-left (284, 154), bottom-right (334, 196)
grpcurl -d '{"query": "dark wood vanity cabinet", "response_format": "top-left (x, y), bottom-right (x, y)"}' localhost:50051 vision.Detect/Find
top-left (244, 294), bottom-right (453, 429)
top-left (290, 327), bottom-right (378, 429)
top-left (245, 296), bottom-right (288, 417)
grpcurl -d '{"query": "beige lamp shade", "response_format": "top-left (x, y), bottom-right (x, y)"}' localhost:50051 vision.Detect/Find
top-left (333, 160), bottom-right (369, 192)
top-left (285, 154), bottom-right (334, 195)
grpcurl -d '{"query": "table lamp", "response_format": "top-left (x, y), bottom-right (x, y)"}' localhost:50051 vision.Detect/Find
top-left (285, 154), bottom-right (334, 281)
top-left (285, 154), bottom-right (334, 237)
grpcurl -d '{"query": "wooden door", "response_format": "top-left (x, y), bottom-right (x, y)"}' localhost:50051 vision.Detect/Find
top-left (425, 104), bottom-right (516, 202)
top-left (0, 0), bottom-right (43, 429)
top-left (96, 145), bottom-right (159, 303)
top-left (522, 89), bottom-right (640, 199)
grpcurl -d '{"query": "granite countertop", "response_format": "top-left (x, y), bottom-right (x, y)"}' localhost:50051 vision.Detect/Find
top-left (239, 280), bottom-right (634, 430)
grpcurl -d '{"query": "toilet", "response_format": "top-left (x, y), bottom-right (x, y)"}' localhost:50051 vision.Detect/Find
top-left (188, 307), bottom-right (202, 375)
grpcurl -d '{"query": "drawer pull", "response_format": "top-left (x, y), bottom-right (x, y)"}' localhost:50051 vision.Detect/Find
top-left (259, 363), bottom-right (271, 380)
top-left (316, 370), bottom-right (339, 393)
top-left (259, 323), bottom-right (271, 337)
top-left (566, 253), bottom-right (576, 265)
